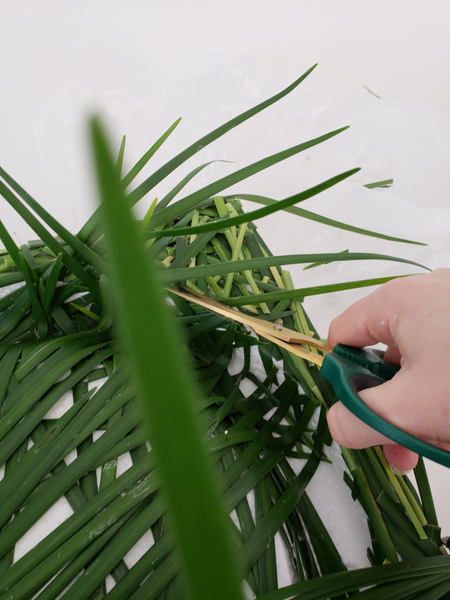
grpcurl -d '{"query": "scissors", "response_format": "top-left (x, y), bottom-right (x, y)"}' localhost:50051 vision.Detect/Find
top-left (170, 287), bottom-right (450, 469)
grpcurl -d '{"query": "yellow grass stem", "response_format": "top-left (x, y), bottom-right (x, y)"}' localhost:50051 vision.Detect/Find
top-left (225, 202), bottom-right (237, 241)
top-left (223, 223), bottom-right (248, 297)
top-left (243, 246), bottom-right (270, 314)
top-left (213, 196), bottom-right (236, 250)
top-left (375, 447), bottom-right (428, 539)
top-left (282, 270), bottom-right (319, 359)
top-left (207, 276), bottom-right (224, 297)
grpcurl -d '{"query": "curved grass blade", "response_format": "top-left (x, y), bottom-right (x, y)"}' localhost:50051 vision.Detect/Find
top-left (103, 539), bottom-right (176, 600)
top-left (147, 168), bottom-right (359, 238)
top-left (160, 251), bottom-right (427, 286)
top-left (90, 115), bottom-right (246, 600)
top-left (255, 556), bottom-right (450, 600)
top-left (217, 275), bottom-right (412, 306)
top-left (0, 350), bottom-right (114, 471)
top-left (55, 498), bottom-right (164, 600)
top-left (233, 193), bottom-right (426, 245)
top-left (0, 406), bottom-right (143, 556)
top-left (0, 388), bottom-right (97, 532)
top-left (0, 336), bottom-right (108, 438)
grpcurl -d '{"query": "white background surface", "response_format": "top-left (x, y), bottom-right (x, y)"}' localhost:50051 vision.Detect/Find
top-left (1, 0), bottom-right (450, 566)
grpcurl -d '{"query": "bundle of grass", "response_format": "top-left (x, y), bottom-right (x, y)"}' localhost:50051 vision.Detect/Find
top-left (0, 66), bottom-right (448, 600)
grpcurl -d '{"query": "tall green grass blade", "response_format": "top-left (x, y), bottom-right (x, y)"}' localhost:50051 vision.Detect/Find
top-left (147, 127), bottom-right (350, 229)
top-left (121, 117), bottom-right (182, 189)
top-left (156, 160), bottom-right (228, 212)
top-left (128, 65), bottom-right (318, 207)
top-left (90, 115), bottom-right (246, 600)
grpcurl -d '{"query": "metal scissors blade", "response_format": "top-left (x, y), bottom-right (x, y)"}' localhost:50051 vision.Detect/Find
top-left (168, 287), bottom-right (330, 365)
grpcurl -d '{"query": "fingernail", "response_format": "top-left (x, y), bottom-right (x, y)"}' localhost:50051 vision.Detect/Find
top-left (389, 464), bottom-right (412, 477)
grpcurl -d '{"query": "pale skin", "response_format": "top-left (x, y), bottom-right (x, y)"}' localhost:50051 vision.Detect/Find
top-left (326, 268), bottom-right (450, 473)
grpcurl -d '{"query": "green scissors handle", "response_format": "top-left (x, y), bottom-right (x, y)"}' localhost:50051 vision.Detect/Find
top-left (321, 344), bottom-right (450, 469)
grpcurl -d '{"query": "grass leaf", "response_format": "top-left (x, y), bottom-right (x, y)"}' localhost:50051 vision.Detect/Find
top-left (90, 115), bottom-right (246, 600)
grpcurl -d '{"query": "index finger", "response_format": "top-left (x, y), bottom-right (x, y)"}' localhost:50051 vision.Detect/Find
top-left (327, 280), bottom-right (403, 349)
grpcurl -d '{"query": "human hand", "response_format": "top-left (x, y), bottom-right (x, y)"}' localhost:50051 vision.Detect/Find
top-left (326, 268), bottom-right (450, 472)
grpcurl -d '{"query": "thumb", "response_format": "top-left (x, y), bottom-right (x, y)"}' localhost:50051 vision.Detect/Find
top-left (326, 368), bottom-right (429, 449)
top-left (326, 382), bottom-right (421, 472)
top-left (327, 398), bottom-right (420, 471)
top-left (327, 394), bottom-right (393, 449)
top-left (383, 443), bottom-right (419, 472)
